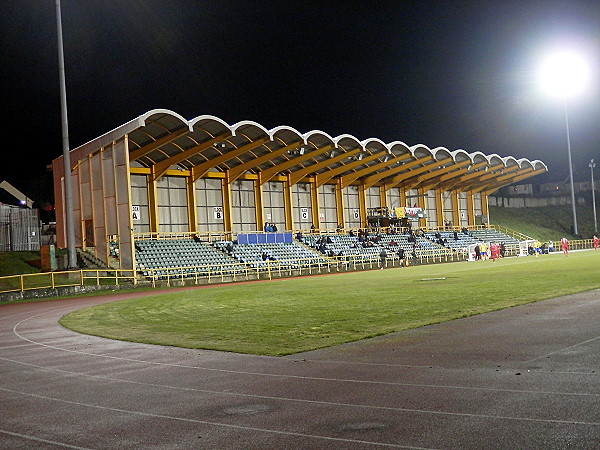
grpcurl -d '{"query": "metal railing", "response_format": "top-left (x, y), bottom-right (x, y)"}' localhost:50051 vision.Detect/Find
top-left (0, 248), bottom-right (466, 295)
top-left (0, 269), bottom-right (137, 295)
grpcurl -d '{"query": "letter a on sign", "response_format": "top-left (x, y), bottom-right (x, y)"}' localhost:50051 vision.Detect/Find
top-left (131, 205), bottom-right (141, 221)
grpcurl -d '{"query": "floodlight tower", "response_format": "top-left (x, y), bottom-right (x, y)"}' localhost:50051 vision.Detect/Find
top-left (538, 50), bottom-right (591, 236)
top-left (590, 159), bottom-right (597, 234)
top-left (55, 0), bottom-right (77, 268)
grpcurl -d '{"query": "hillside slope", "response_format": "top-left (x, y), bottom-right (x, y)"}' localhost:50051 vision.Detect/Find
top-left (489, 203), bottom-right (596, 241)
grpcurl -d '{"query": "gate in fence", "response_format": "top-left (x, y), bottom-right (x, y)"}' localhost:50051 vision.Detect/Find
top-left (0, 203), bottom-right (41, 251)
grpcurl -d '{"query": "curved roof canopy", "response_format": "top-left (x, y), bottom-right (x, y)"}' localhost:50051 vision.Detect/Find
top-left (62, 109), bottom-right (547, 193)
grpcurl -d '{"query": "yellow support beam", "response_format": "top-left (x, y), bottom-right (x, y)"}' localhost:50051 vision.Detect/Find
top-left (452, 164), bottom-right (509, 191)
top-left (363, 156), bottom-right (430, 190)
top-left (439, 162), bottom-right (502, 191)
top-left (191, 137), bottom-right (270, 182)
top-left (404, 159), bottom-right (471, 190)
top-left (315, 150), bottom-right (385, 187)
top-left (153, 133), bottom-right (231, 181)
top-left (452, 190), bottom-right (460, 226)
top-left (310, 180), bottom-right (320, 229)
top-left (417, 188), bottom-right (427, 228)
top-left (227, 141), bottom-right (301, 184)
top-left (254, 173), bottom-right (265, 231)
top-left (464, 165), bottom-right (522, 192)
top-left (335, 178), bottom-right (345, 227)
top-left (187, 175), bottom-right (197, 233)
top-left (147, 170), bottom-right (159, 232)
top-left (481, 167), bottom-right (545, 195)
top-left (221, 170), bottom-right (233, 232)
top-left (466, 190), bottom-right (475, 226)
top-left (288, 148), bottom-right (362, 185)
top-left (339, 155), bottom-right (405, 189)
top-left (129, 127), bottom-right (190, 162)
top-left (385, 157), bottom-right (453, 190)
top-left (419, 160), bottom-right (486, 192)
top-left (259, 145), bottom-right (334, 185)
top-left (481, 192), bottom-right (489, 218)
top-left (283, 174), bottom-right (294, 230)
top-left (358, 185), bottom-right (367, 227)
top-left (435, 188), bottom-right (444, 226)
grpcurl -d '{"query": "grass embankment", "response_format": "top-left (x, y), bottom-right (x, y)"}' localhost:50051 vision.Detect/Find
top-left (60, 250), bottom-right (600, 356)
top-left (490, 204), bottom-right (596, 240)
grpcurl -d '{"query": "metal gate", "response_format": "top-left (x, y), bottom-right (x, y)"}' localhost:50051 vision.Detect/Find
top-left (0, 203), bottom-right (41, 251)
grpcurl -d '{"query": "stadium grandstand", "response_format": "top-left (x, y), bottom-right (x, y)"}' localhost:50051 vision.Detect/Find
top-left (51, 110), bottom-right (547, 278)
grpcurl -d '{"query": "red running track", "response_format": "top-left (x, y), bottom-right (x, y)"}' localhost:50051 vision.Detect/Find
top-left (1, 286), bottom-right (600, 449)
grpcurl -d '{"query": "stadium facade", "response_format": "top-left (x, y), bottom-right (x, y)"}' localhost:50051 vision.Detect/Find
top-left (52, 109), bottom-right (547, 270)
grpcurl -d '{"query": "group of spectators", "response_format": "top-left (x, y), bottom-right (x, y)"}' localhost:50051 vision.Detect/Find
top-left (263, 222), bottom-right (278, 232)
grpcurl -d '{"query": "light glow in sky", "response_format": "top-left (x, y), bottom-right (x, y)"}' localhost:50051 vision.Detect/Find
top-left (538, 49), bottom-right (591, 98)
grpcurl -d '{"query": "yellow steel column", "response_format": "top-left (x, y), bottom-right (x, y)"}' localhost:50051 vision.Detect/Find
top-left (452, 190), bottom-right (460, 227)
top-left (148, 167), bottom-right (159, 233)
top-left (358, 184), bottom-right (367, 227)
top-left (417, 188), bottom-right (427, 229)
top-left (435, 188), bottom-right (444, 226)
top-left (254, 174), bottom-right (264, 231)
top-left (187, 174), bottom-right (197, 233)
top-left (310, 179), bottom-right (320, 230)
top-left (481, 192), bottom-right (489, 222)
top-left (222, 170), bottom-right (233, 233)
top-left (283, 174), bottom-right (294, 230)
top-left (379, 185), bottom-right (387, 209)
top-left (466, 190), bottom-right (475, 226)
top-left (399, 187), bottom-right (407, 207)
top-left (335, 178), bottom-right (345, 227)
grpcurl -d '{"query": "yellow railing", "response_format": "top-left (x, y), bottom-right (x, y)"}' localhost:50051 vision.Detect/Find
top-left (0, 269), bottom-right (137, 295)
top-left (0, 249), bottom-right (466, 295)
top-left (6, 236), bottom-right (593, 296)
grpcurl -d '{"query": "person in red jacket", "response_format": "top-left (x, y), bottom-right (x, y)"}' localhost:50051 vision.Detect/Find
top-left (561, 237), bottom-right (569, 256)
top-left (490, 242), bottom-right (501, 262)
top-left (593, 236), bottom-right (599, 250)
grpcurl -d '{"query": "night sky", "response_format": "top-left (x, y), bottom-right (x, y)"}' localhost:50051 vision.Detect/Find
top-left (2, 0), bottom-right (600, 205)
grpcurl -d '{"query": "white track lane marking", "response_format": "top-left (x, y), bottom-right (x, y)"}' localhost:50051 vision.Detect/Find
top-left (286, 357), bottom-right (600, 375)
top-left (10, 312), bottom-right (600, 397)
top-left (3, 355), bottom-right (600, 425)
top-left (0, 428), bottom-right (93, 449)
top-left (0, 343), bottom-right (39, 350)
top-left (0, 386), bottom-right (435, 450)
top-left (524, 334), bottom-right (600, 363)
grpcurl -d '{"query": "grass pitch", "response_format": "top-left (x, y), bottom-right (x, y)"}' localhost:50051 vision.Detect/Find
top-left (60, 251), bottom-right (600, 355)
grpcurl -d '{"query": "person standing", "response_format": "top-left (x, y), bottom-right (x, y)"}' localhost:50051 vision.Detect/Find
top-left (560, 237), bottom-right (569, 256)
top-left (479, 242), bottom-right (488, 261)
top-left (490, 241), bottom-right (501, 262)
top-left (379, 249), bottom-right (387, 269)
top-left (593, 236), bottom-right (599, 250)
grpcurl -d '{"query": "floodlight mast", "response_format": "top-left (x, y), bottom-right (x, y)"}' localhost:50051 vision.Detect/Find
top-left (55, 0), bottom-right (77, 268)
top-left (563, 99), bottom-right (578, 235)
top-left (590, 159), bottom-right (598, 234)
top-left (539, 50), bottom-right (591, 236)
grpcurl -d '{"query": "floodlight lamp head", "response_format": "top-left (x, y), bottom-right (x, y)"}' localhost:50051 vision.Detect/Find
top-left (538, 49), bottom-right (591, 99)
